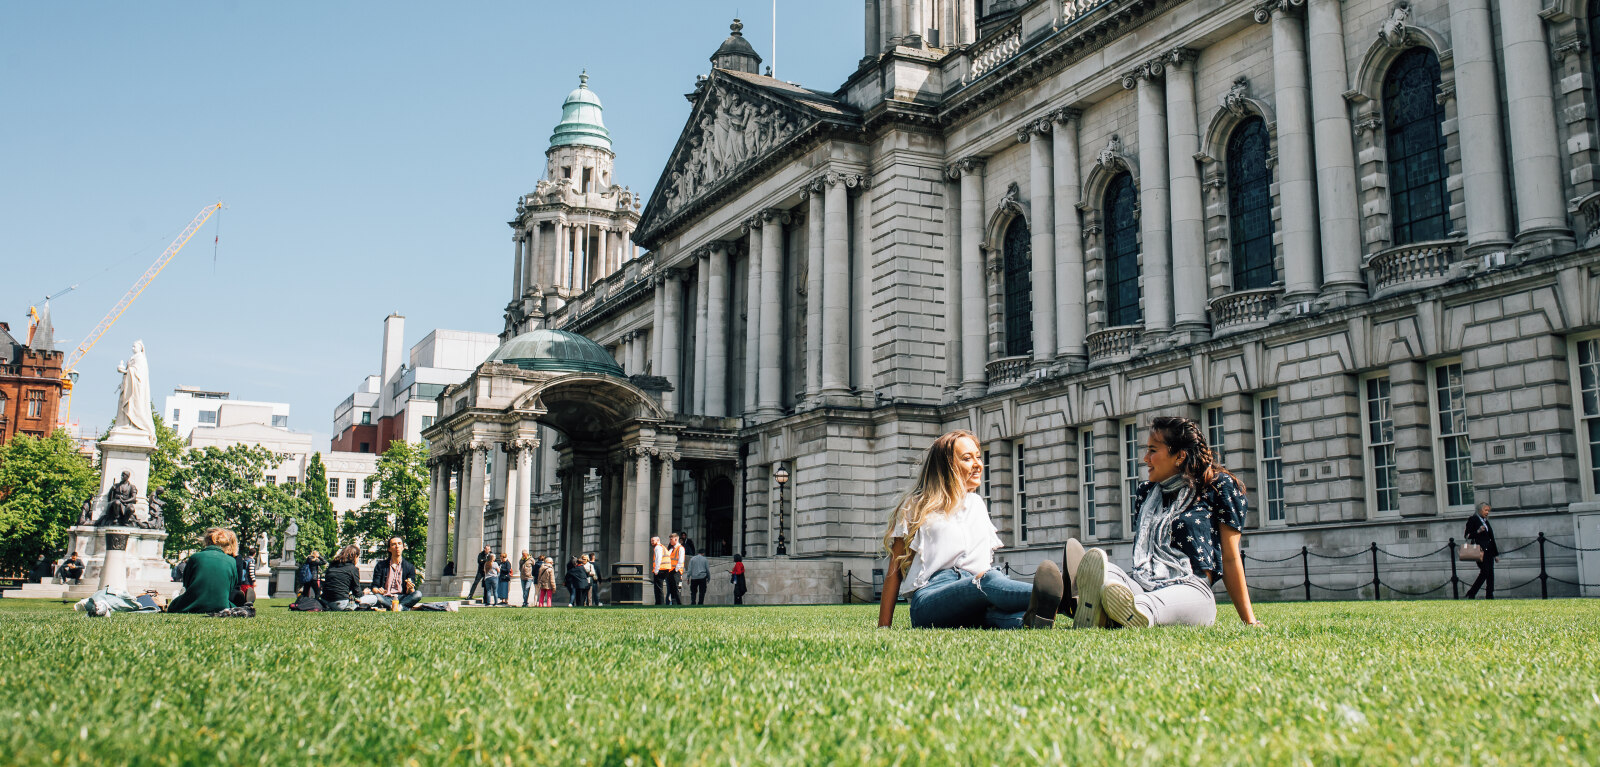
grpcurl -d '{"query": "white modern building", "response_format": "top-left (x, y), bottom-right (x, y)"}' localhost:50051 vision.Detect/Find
top-left (332, 314), bottom-right (498, 454)
top-left (165, 386), bottom-right (290, 440)
top-left (188, 400), bottom-right (378, 523)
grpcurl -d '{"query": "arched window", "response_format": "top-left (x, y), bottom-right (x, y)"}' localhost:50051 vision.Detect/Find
top-left (1104, 173), bottom-right (1142, 327)
top-left (1002, 216), bottom-right (1033, 357)
top-left (1383, 47), bottom-right (1450, 246)
top-left (1227, 116), bottom-right (1275, 290)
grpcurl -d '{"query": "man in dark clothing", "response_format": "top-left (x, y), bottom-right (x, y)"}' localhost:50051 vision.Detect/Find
top-left (371, 536), bottom-right (422, 610)
top-left (61, 552), bottom-right (85, 584)
top-left (471, 545), bottom-right (492, 604)
top-left (1465, 502), bottom-right (1499, 599)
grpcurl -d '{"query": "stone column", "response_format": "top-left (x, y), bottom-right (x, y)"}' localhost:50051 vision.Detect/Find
top-left (865, 0), bottom-right (880, 57)
top-left (758, 209), bottom-right (787, 416)
top-left (425, 461), bottom-right (445, 581)
top-left (1164, 49), bottom-right (1208, 338)
top-left (693, 251), bottom-right (710, 414)
top-left (706, 242), bottom-right (729, 416)
top-left (599, 228), bottom-right (611, 277)
top-left (1128, 63), bottom-right (1173, 332)
top-left (526, 224), bottom-right (540, 295)
top-left (501, 444), bottom-right (521, 555)
top-left (512, 441), bottom-right (533, 558)
top-left (553, 221), bottom-right (568, 289)
top-left (652, 277), bottom-right (666, 373)
top-left (805, 183), bottom-right (826, 401)
top-left (821, 178), bottom-right (852, 397)
top-left (511, 234), bottom-right (524, 303)
top-left (744, 222), bottom-right (763, 414)
top-left (953, 158), bottom-right (986, 395)
top-left (656, 454), bottom-right (676, 558)
top-left (1499, 0), bottom-right (1572, 244)
top-left (1051, 108), bottom-right (1086, 367)
top-left (1021, 122), bottom-right (1058, 368)
top-left (943, 174), bottom-right (964, 393)
top-left (1447, 0), bottom-right (1513, 254)
top-left (1256, 1), bottom-right (1320, 300)
top-left (461, 446), bottom-right (487, 567)
top-left (1306, 0), bottom-right (1364, 298)
top-left (659, 270), bottom-right (681, 413)
top-left (631, 331), bottom-right (647, 375)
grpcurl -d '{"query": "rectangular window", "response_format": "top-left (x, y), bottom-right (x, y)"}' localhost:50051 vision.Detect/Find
top-left (1205, 404), bottom-right (1226, 466)
top-left (361, 411), bottom-right (372, 425)
top-left (1432, 361), bottom-right (1475, 508)
top-left (1122, 420), bottom-right (1139, 528)
top-left (271, 415), bottom-right (289, 428)
top-left (981, 450), bottom-right (991, 507)
top-left (25, 391), bottom-right (44, 418)
top-left (1080, 430), bottom-right (1097, 539)
top-left (1014, 442), bottom-right (1028, 544)
top-left (1575, 336), bottom-right (1600, 499)
top-left (328, 478), bottom-right (339, 498)
top-left (172, 408), bottom-right (180, 422)
top-left (345, 478), bottom-right (357, 499)
top-left (266, 475), bottom-right (276, 486)
top-left (421, 415), bottom-right (435, 430)
top-left (285, 476), bottom-right (297, 485)
top-left (1363, 376), bottom-right (1399, 514)
top-left (198, 410), bottom-right (217, 425)
top-left (1258, 396), bottom-right (1284, 523)
top-left (363, 478), bottom-right (374, 499)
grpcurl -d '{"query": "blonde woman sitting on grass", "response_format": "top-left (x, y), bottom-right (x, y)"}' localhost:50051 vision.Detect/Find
top-left (878, 430), bottom-right (1063, 629)
top-left (1070, 415), bottom-right (1262, 629)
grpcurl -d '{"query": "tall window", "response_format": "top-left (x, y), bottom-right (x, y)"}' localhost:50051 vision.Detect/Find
top-left (0, 392), bottom-right (8, 424)
top-left (171, 408), bottom-right (180, 423)
top-left (363, 478), bottom-right (375, 499)
top-left (1574, 336), bottom-right (1600, 497)
top-left (1002, 217), bottom-right (1033, 357)
top-left (1122, 420), bottom-right (1139, 526)
top-left (1227, 117), bottom-right (1275, 290)
top-left (1384, 47), bottom-right (1450, 246)
top-left (361, 411), bottom-right (372, 425)
top-left (1080, 430), bottom-right (1097, 538)
top-left (1364, 376), bottom-right (1399, 514)
top-left (25, 391), bottom-right (44, 418)
top-left (328, 478), bottom-right (339, 498)
top-left (981, 449), bottom-right (992, 507)
top-left (1104, 173), bottom-right (1142, 327)
top-left (1014, 442), bottom-right (1028, 543)
top-left (1205, 404), bottom-right (1226, 466)
top-left (345, 478), bottom-right (357, 499)
top-left (1259, 396), bottom-right (1284, 523)
top-left (1433, 361), bottom-right (1475, 508)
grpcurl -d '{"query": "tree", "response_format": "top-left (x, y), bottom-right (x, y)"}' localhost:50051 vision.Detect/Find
top-left (298, 453), bottom-right (337, 561)
top-left (161, 444), bottom-right (301, 559)
top-left (0, 430), bottom-right (98, 573)
top-left (342, 441), bottom-right (429, 561)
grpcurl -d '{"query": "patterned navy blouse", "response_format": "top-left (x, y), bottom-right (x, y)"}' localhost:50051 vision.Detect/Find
top-left (1130, 472), bottom-right (1249, 580)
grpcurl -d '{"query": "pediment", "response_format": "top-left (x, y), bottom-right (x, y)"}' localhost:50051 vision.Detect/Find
top-left (636, 70), bottom-right (860, 244)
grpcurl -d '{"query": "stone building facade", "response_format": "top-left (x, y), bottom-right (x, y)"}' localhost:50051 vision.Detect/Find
top-left (0, 316), bottom-right (66, 445)
top-left (431, 2), bottom-right (1600, 601)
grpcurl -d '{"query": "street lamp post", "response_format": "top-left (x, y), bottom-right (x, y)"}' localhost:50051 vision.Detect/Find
top-left (773, 464), bottom-right (789, 556)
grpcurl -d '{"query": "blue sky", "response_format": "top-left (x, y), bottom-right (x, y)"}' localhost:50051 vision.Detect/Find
top-left (1, 1), bottom-right (864, 446)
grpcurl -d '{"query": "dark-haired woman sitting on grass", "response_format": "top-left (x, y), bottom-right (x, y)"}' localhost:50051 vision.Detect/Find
top-left (167, 528), bottom-right (243, 614)
top-left (1071, 415), bottom-right (1262, 629)
top-left (320, 545), bottom-right (363, 611)
top-left (877, 429), bottom-right (1063, 629)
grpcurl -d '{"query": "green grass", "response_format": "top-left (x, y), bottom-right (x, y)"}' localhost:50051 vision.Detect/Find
top-left (0, 599), bottom-right (1595, 766)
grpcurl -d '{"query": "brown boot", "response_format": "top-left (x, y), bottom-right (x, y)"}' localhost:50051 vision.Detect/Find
top-left (1023, 560), bottom-right (1064, 629)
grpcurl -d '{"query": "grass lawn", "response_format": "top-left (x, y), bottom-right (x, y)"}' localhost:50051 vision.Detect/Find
top-left (0, 598), bottom-right (1594, 766)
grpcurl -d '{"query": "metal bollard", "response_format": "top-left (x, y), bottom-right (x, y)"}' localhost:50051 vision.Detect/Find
top-left (1370, 542), bottom-right (1380, 600)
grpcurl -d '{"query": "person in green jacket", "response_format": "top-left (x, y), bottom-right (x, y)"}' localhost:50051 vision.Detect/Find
top-left (168, 528), bottom-right (243, 614)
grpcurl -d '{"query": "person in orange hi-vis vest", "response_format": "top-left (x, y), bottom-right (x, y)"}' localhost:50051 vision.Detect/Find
top-left (666, 532), bottom-right (686, 606)
top-left (651, 536), bottom-right (670, 606)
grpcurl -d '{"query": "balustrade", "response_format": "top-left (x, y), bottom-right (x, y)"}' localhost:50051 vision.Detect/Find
top-left (1364, 239), bottom-right (1460, 297)
top-left (1207, 286), bottom-right (1283, 333)
top-left (1085, 325), bottom-right (1141, 363)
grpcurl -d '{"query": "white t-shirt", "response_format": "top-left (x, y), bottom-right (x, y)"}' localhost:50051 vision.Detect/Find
top-left (890, 493), bottom-right (1004, 595)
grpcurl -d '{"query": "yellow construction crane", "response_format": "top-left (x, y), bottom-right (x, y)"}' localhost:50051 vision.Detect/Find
top-left (55, 202), bottom-right (223, 426)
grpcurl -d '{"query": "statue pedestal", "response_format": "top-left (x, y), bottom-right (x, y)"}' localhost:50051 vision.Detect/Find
top-left (77, 525), bottom-right (172, 589)
top-left (94, 431), bottom-right (156, 526)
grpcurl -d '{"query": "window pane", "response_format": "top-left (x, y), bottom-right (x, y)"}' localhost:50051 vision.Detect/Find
top-left (1105, 174), bottom-right (1142, 327)
top-left (1227, 117), bottom-right (1275, 290)
top-left (1003, 217), bottom-right (1033, 357)
top-left (1081, 431), bottom-right (1096, 538)
top-left (1260, 397), bottom-right (1283, 522)
top-left (1383, 47), bottom-right (1450, 246)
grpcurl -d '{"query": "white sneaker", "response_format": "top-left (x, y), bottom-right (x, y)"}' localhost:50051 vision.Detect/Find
top-left (1100, 582), bottom-right (1150, 628)
top-left (444, 601), bottom-right (459, 612)
top-left (1073, 548), bottom-right (1107, 629)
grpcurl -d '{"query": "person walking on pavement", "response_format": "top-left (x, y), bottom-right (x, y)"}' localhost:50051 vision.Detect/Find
top-left (650, 536), bottom-right (671, 606)
top-left (687, 550), bottom-right (710, 605)
top-left (731, 554), bottom-right (747, 604)
top-left (471, 545), bottom-right (492, 605)
top-left (1465, 502), bottom-right (1499, 599)
top-left (519, 551), bottom-right (535, 607)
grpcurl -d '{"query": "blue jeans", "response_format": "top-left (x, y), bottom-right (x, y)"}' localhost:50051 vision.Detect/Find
top-left (484, 576), bottom-right (499, 605)
top-left (908, 568), bottom-right (1032, 629)
top-left (521, 579), bottom-right (533, 606)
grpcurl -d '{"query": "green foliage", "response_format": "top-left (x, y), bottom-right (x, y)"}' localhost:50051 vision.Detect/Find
top-left (0, 600), bottom-right (1596, 765)
top-left (0, 430), bottom-right (97, 572)
top-left (341, 441), bottom-right (428, 559)
top-left (160, 444), bottom-right (300, 558)
top-left (297, 453), bottom-right (337, 561)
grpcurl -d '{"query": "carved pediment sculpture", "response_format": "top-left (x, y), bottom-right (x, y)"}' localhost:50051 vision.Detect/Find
top-left (664, 83), bottom-right (803, 215)
top-left (1223, 77), bottom-right (1251, 118)
top-left (1097, 134), bottom-right (1128, 171)
top-left (1379, 1), bottom-right (1412, 49)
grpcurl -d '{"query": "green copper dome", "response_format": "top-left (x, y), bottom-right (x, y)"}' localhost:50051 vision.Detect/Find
top-left (489, 328), bottom-right (624, 377)
top-left (548, 71), bottom-right (612, 151)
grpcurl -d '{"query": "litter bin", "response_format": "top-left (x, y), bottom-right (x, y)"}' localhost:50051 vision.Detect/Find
top-left (610, 563), bottom-right (646, 605)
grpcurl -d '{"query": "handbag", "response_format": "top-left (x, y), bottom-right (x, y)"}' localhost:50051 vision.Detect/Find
top-left (1458, 541), bottom-right (1484, 562)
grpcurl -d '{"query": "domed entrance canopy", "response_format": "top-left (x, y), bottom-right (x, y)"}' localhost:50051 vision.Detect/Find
top-left (489, 328), bottom-right (625, 377)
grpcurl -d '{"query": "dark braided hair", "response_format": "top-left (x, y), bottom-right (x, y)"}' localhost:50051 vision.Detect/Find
top-left (1148, 415), bottom-right (1246, 499)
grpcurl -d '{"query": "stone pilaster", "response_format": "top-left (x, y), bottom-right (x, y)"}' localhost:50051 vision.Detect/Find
top-left (758, 208), bottom-right (789, 417)
top-left (1020, 122), bottom-right (1057, 369)
top-left (659, 269), bottom-right (681, 413)
top-left (1125, 60), bottom-right (1173, 333)
top-left (693, 249), bottom-right (710, 414)
top-left (952, 157), bottom-right (987, 397)
top-left (821, 178), bottom-right (853, 398)
top-left (1163, 48), bottom-right (1208, 340)
top-left (1447, 0), bottom-right (1514, 255)
top-left (1499, 0), bottom-right (1574, 248)
top-left (1255, 0), bottom-right (1321, 301)
top-left (804, 183), bottom-right (826, 402)
top-left (1306, 0), bottom-right (1364, 300)
top-left (744, 220), bottom-right (763, 414)
top-left (1050, 108), bottom-right (1086, 368)
top-left (706, 242), bottom-right (730, 416)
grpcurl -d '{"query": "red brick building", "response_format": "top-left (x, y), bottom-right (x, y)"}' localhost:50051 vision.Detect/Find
top-left (0, 320), bottom-right (66, 444)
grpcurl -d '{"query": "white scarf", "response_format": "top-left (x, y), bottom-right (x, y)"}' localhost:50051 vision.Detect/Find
top-left (1131, 476), bottom-right (1198, 591)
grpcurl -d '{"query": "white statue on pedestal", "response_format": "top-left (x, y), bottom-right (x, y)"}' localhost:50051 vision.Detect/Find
top-left (111, 341), bottom-right (155, 439)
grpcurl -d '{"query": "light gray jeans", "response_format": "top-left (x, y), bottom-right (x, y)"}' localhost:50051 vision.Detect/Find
top-left (1103, 561), bottom-right (1217, 627)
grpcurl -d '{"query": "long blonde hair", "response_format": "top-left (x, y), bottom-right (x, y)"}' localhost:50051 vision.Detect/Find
top-left (883, 430), bottom-right (980, 576)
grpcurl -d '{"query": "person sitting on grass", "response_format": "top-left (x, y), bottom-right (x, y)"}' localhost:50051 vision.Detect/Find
top-left (320, 545), bottom-right (364, 611)
top-left (168, 528), bottom-right (244, 614)
top-left (1070, 416), bottom-right (1261, 629)
top-left (370, 536), bottom-right (421, 611)
top-left (877, 430), bottom-right (1064, 629)
top-left (62, 552), bottom-right (85, 585)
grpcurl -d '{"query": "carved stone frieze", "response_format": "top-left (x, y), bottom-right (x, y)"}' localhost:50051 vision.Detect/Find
top-left (661, 84), bottom-right (804, 215)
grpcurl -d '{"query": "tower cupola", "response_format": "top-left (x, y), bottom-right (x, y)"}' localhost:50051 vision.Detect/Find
top-left (711, 19), bottom-right (762, 74)
top-left (548, 71), bottom-right (612, 151)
